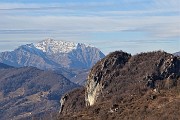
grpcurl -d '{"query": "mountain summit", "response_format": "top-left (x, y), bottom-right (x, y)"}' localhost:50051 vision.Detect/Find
top-left (35, 38), bottom-right (78, 54)
top-left (35, 38), bottom-right (105, 69)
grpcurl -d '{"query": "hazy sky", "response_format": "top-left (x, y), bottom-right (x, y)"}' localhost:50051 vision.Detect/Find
top-left (0, 0), bottom-right (179, 54)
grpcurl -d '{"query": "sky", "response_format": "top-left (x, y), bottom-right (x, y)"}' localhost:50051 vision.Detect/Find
top-left (0, 0), bottom-right (179, 54)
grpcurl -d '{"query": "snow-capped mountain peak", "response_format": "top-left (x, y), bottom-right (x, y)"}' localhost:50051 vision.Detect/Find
top-left (35, 38), bottom-right (78, 54)
top-left (0, 38), bottom-right (105, 70)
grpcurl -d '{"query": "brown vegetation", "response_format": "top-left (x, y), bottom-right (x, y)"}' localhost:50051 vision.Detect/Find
top-left (57, 51), bottom-right (180, 120)
top-left (0, 66), bottom-right (79, 120)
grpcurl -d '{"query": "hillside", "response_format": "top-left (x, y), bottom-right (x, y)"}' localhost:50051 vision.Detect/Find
top-left (0, 66), bottom-right (79, 120)
top-left (58, 51), bottom-right (180, 120)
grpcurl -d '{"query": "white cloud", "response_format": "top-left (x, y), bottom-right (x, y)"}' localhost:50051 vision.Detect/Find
top-left (0, 0), bottom-right (179, 54)
top-left (0, 2), bottom-right (116, 11)
top-left (0, 15), bottom-right (179, 38)
top-left (0, 0), bottom-right (179, 39)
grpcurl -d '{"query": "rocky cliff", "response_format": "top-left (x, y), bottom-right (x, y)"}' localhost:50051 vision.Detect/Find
top-left (85, 51), bottom-right (131, 106)
top-left (85, 51), bottom-right (180, 106)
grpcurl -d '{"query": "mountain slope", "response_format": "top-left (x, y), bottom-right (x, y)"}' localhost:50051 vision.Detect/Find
top-left (0, 63), bottom-right (14, 69)
top-left (58, 51), bottom-right (180, 120)
top-left (35, 39), bottom-right (105, 69)
top-left (0, 43), bottom-right (60, 69)
top-left (0, 66), bottom-right (79, 120)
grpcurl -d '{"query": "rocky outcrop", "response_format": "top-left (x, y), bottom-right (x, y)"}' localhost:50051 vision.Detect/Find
top-left (85, 51), bottom-right (131, 106)
top-left (85, 51), bottom-right (180, 106)
top-left (59, 88), bottom-right (85, 115)
top-left (144, 55), bottom-right (179, 90)
top-left (58, 51), bottom-right (180, 120)
top-left (59, 94), bottom-right (68, 113)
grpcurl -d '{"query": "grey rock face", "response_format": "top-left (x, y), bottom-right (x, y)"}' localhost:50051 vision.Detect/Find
top-left (85, 51), bottom-right (131, 106)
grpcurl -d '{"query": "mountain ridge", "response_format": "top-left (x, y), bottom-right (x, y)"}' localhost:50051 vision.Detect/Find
top-left (58, 50), bottom-right (180, 120)
top-left (0, 39), bottom-right (105, 69)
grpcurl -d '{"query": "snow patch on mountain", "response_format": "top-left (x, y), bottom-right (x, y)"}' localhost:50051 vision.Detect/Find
top-left (35, 38), bottom-right (78, 54)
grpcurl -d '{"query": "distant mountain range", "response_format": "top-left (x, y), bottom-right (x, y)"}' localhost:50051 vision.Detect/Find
top-left (0, 64), bottom-right (79, 120)
top-left (0, 39), bottom-right (105, 85)
top-left (0, 38), bottom-right (105, 70)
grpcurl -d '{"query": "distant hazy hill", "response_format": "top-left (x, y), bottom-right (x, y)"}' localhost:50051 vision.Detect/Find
top-left (0, 66), bottom-right (79, 120)
top-left (58, 51), bottom-right (180, 120)
top-left (173, 51), bottom-right (180, 56)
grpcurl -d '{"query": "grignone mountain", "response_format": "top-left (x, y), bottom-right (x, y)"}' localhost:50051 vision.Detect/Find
top-left (0, 38), bottom-right (105, 70)
top-left (35, 38), bottom-right (105, 69)
top-left (35, 39), bottom-right (78, 54)
top-left (0, 65), bottom-right (79, 120)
